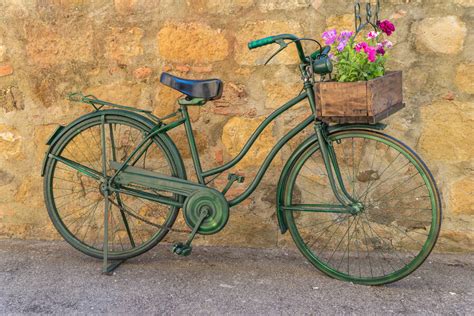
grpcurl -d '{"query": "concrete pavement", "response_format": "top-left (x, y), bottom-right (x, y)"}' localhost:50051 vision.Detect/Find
top-left (0, 240), bottom-right (473, 314)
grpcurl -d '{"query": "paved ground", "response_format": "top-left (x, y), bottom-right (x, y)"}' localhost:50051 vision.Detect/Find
top-left (0, 240), bottom-right (473, 315)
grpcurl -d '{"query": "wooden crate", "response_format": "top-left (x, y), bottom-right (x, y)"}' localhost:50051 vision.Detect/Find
top-left (315, 71), bottom-right (404, 124)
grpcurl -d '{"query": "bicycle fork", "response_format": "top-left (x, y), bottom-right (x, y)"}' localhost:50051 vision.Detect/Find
top-left (306, 83), bottom-right (363, 214)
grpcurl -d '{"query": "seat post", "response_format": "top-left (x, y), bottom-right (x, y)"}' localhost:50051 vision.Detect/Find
top-left (179, 102), bottom-right (205, 184)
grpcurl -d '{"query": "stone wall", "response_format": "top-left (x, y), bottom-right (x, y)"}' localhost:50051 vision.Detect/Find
top-left (0, 0), bottom-right (472, 252)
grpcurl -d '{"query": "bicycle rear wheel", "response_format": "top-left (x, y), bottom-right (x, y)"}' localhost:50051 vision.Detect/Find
top-left (283, 130), bottom-right (441, 285)
top-left (44, 113), bottom-right (185, 260)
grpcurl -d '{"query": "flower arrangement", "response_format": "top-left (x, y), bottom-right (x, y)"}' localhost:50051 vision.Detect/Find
top-left (321, 20), bottom-right (395, 82)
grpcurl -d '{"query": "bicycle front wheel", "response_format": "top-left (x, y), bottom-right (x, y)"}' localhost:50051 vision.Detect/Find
top-left (283, 130), bottom-right (441, 285)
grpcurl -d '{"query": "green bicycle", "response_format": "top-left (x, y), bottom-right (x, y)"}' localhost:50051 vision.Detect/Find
top-left (42, 34), bottom-right (441, 285)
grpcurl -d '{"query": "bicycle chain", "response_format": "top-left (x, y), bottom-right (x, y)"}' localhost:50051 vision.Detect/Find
top-left (107, 190), bottom-right (191, 234)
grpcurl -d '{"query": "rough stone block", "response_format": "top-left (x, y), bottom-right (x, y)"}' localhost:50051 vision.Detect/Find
top-left (222, 116), bottom-right (278, 168)
top-left (257, 0), bottom-right (310, 12)
top-left (105, 27), bottom-right (144, 64)
top-left (413, 16), bottom-right (467, 54)
top-left (234, 20), bottom-right (302, 66)
top-left (157, 23), bottom-right (229, 63)
top-left (455, 64), bottom-right (474, 94)
top-left (450, 177), bottom-right (474, 216)
top-left (419, 100), bottom-right (474, 162)
top-left (25, 22), bottom-right (94, 66)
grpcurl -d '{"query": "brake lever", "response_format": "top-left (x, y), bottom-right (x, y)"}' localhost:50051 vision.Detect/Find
top-left (263, 39), bottom-right (288, 65)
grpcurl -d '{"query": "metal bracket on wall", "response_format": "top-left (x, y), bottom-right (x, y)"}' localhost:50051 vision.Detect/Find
top-left (354, 0), bottom-right (380, 36)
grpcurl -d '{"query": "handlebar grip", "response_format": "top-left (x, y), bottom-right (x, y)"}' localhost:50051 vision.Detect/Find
top-left (310, 45), bottom-right (331, 60)
top-left (248, 36), bottom-right (276, 50)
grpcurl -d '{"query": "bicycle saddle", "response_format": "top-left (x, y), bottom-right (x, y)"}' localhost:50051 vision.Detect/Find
top-left (160, 72), bottom-right (223, 100)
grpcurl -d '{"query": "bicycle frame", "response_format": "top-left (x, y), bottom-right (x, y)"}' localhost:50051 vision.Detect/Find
top-left (107, 78), bottom-right (359, 210)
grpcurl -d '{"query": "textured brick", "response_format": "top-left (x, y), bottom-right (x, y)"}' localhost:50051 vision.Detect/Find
top-left (0, 64), bottom-right (13, 77)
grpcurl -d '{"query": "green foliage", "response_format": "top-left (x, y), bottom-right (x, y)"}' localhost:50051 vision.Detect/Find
top-left (333, 40), bottom-right (387, 82)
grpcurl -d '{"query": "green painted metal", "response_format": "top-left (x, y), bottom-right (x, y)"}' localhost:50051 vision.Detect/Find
top-left (48, 154), bottom-right (103, 181)
top-left (202, 92), bottom-right (308, 178)
top-left (180, 105), bottom-right (206, 184)
top-left (43, 111), bottom-right (186, 260)
top-left (111, 161), bottom-right (205, 197)
top-left (275, 123), bottom-right (390, 234)
top-left (281, 204), bottom-right (353, 213)
top-left (183, 190), bottom-right (229, 234)
top-left (42, 29), bottom-right (441, 284)
top-left (248, 34), bottom-right (307, 63)
top-left (178, 97), bottom-right (207, 106)
top-left (228, 115), bottom-right (314, 206)
top-left (282, 129), bottom-right (441, 285)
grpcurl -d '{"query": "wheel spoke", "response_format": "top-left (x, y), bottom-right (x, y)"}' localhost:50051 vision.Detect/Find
top-left (45, 116), bottom-right (180, 260)
top-left (284, 131), bottom-right (440, 284)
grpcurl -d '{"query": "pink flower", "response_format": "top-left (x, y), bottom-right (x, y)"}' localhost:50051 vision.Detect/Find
top-left (365, 46), bottom-right (377, 62)
top-left (322, 29), bottom-right (337, 45)
top-left (377, 20), bottom-right (395, 36)
top-left (355, 42), bottom-right (368, 52)
top-left (367, 31), bottom-right (380, 40)
top-left (355, 42), bottom-right (377, 62)
top-left (382, 39), bottom-right (393, 48)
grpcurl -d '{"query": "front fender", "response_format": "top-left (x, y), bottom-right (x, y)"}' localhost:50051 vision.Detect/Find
top-left (276, 123), bottom-right (386, 234)
top-left (41, 109), bottom-right (183, 178)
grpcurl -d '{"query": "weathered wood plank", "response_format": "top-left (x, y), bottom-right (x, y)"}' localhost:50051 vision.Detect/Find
top-left (315, 71), bottom-right (403, 124)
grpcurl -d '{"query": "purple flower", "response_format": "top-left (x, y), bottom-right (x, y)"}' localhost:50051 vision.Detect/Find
top-left (337, 41), bottom-right (347, 52)
top-left (376, 43), bottom-right (386, 55)
top-left (338, 30), bottom-right (353, 40)
top-left (377, 20), bottom-right (395, 36)
top-left (335, 30), bottom-right (353, 51)
top-left (322, 29), bottom-right (337, 45)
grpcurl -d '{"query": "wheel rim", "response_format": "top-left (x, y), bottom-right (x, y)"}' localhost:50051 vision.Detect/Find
top-left (284, 131), bottom-right (441, 285)
top-left (45, 115), bottom-right (180, 259)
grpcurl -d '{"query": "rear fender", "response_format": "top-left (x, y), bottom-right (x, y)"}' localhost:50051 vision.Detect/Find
top-left (41, 109), bottom-right (185, 180)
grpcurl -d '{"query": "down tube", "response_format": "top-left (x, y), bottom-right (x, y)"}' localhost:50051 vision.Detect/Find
top-left (228, 115), bottom-right (315, 207)
top-left (202, 92), bottom-right (308, 178)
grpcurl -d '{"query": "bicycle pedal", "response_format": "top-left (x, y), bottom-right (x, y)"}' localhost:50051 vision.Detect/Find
top-left (171, 242), bottom-right (192, 256)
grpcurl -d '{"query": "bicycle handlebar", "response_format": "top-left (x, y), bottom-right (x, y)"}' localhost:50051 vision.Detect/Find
top-left (248, 34), bottom-right (306, 63)
top-left (248, 36), bottom-right (276, 49)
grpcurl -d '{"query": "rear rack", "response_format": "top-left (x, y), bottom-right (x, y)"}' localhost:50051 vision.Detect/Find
top-left (68, 92), bottom-right (152, 113)
top-left (68, 92), bottom-right (162, 122)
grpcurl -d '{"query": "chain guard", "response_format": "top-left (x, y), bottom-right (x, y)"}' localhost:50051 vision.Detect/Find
top-left (183, 189), bottom-right (229, 235)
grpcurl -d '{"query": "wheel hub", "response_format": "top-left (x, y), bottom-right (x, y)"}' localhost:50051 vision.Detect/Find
top-left (350, 202), bottom-right (365, 215)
